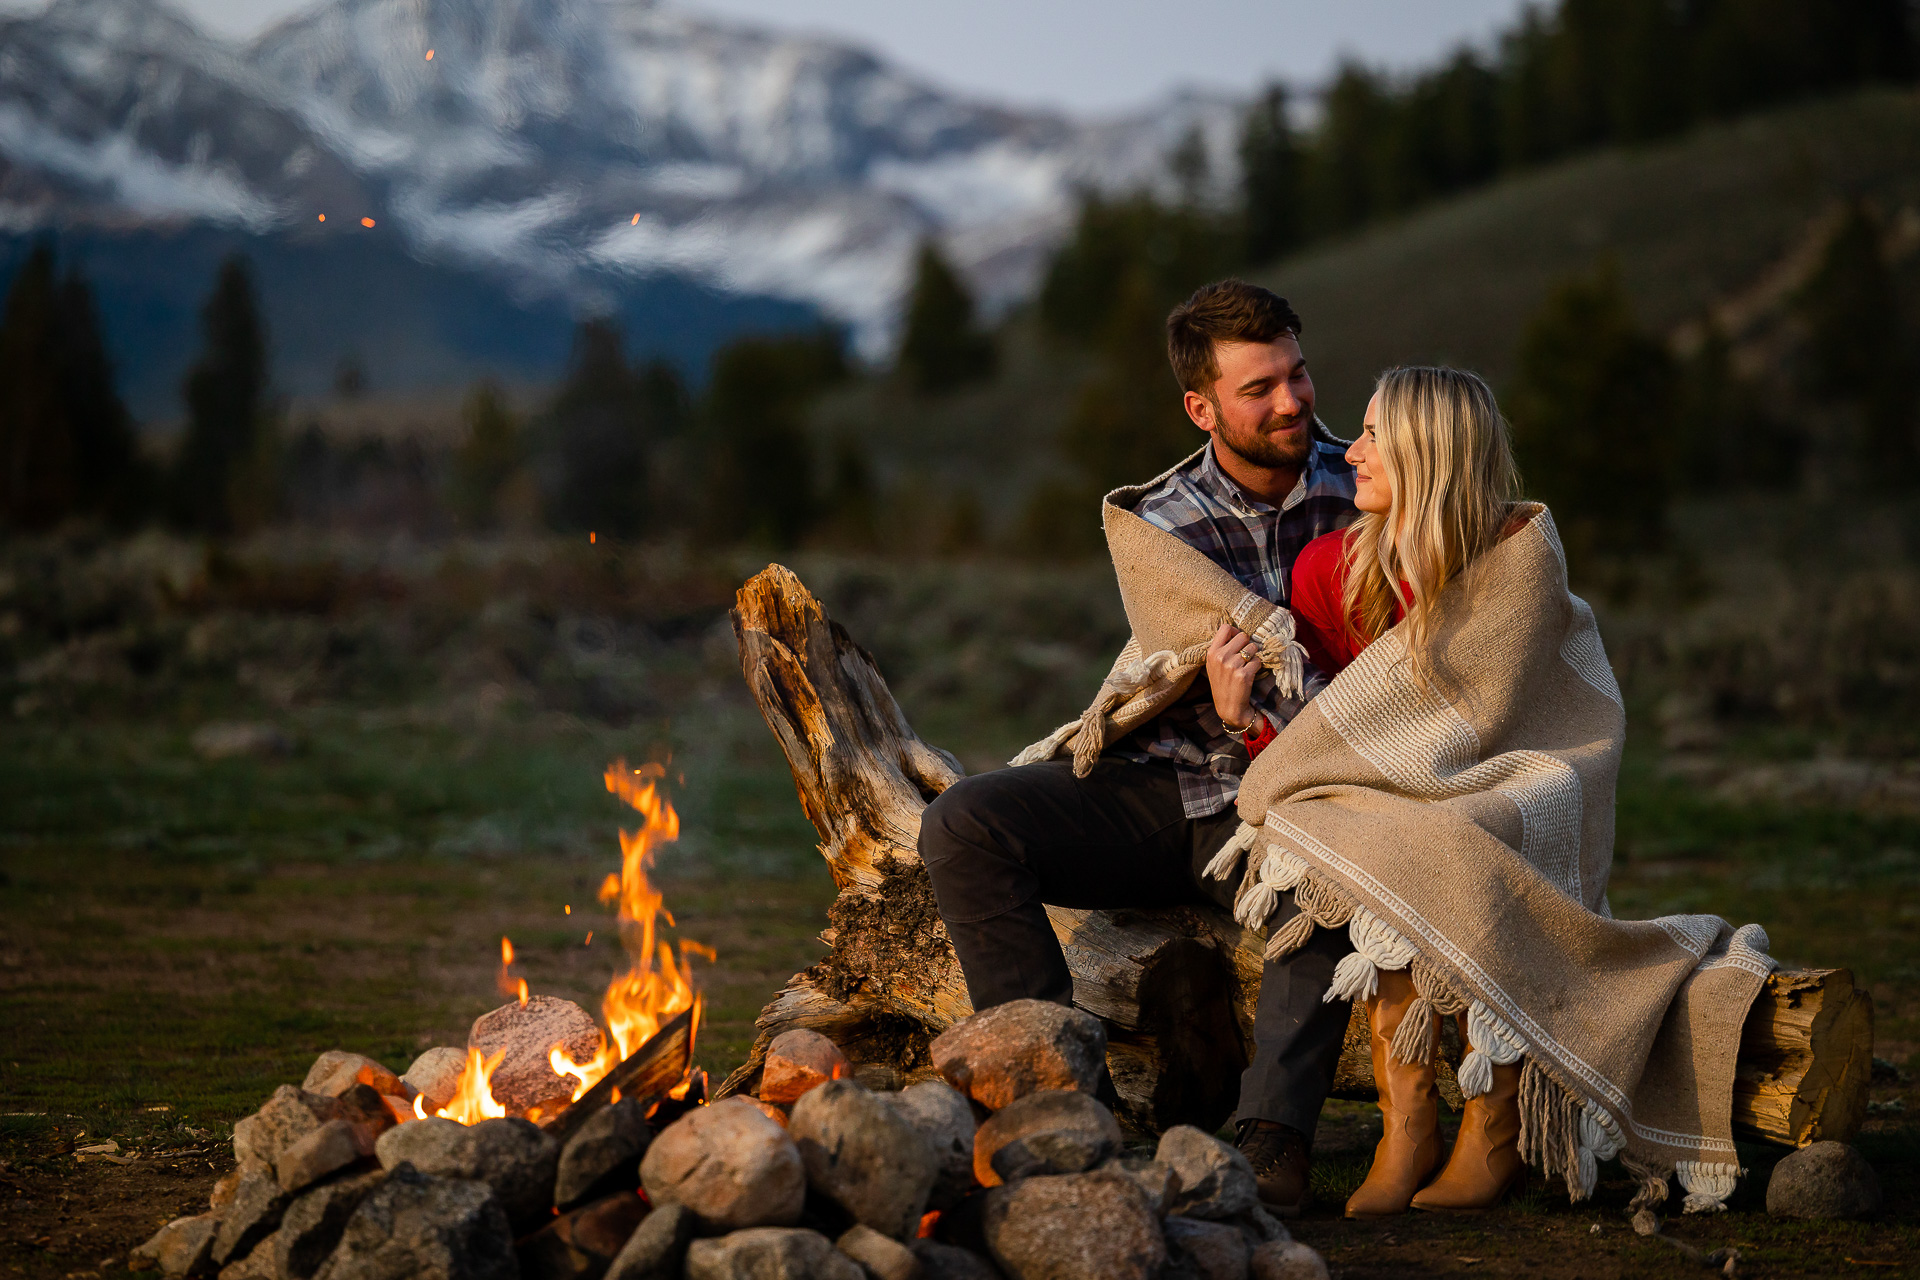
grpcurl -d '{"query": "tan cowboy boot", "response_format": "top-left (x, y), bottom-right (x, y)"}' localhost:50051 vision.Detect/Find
top-left (1411, 1013), bottom-right (1524, 1213)
top-left (1344, 968), bottom-right (1443, 1219)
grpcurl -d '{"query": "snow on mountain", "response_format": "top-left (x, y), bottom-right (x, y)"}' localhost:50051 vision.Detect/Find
top-left (0, 0), bottom-right (1247, 353)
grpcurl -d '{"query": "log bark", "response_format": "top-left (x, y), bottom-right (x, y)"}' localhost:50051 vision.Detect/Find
top-left (720, 563), bottom-right (1872, 1146)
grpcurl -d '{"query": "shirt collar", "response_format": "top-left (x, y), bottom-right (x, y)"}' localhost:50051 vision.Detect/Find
top-left (1199, 433), bottom-right (1319, 518)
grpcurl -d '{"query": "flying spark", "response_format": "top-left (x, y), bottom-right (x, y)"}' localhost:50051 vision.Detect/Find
top-left (425, 49), bottom-right (435, 60)
top-left (361, 217), bottom-right (376, 228)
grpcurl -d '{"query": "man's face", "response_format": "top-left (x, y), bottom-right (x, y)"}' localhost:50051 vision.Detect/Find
top-left (1184, 336), bottom-right (1316, 471)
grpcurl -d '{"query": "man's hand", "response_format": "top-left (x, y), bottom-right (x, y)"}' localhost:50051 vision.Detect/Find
top-left (1205, 619), bottom-right (1262, 734)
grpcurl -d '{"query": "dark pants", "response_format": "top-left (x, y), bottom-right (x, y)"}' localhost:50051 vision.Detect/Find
top-left (918, 757), bottom-right (1354, 1138)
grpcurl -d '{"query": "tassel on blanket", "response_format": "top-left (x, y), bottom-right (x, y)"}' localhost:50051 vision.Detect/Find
top-left (1248, 603), bottom-right (1309, 700)
top-left (1388, 995), bottom-right (1439, 1065)
top-left (1070, 699), bottom-right (1111, 777)
top-left (1263, 909), bottom-right (1316, 960)
top-left (1326, 910), bottom-right (1423, 1003)
top-left (1203, 822), bottom-right (1260, 882)
top-left (1622, 1154), bottom-right (1671, 1215)
top-left (1519, 1059), bottom-right (1590, 1202)
top-left (1458, 999), bottom-right (1527, 1099)
top-left (1676, 1161), bottom-right (1744, 1214)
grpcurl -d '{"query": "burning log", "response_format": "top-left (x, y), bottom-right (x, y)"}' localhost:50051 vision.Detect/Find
top-left (544, 1006), bottom-right (695, 1146)
top-left (723, 564), bottom-right (1873, 1145)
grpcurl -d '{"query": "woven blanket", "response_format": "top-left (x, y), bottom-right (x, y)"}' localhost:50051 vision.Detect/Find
top-left (1015, 480), bottom-right (1775, 1211)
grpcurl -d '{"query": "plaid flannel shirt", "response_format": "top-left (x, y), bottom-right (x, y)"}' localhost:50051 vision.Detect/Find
top-left (1116, 423), bottom-right (1359, 817)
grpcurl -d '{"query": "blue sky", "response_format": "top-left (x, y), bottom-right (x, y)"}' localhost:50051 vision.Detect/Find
top-left (18, 0), bottom-right (1532, 114)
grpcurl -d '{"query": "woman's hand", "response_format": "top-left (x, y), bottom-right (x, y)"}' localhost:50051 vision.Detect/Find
top-left (1205, 619), bottom-right (1262, 734)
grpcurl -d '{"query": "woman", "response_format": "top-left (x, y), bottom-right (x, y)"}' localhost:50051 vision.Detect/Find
top-left (1282, 366), bottom-right (1531, 1216)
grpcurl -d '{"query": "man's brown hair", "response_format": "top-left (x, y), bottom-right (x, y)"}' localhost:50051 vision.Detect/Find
top-left (1165, 279), bottom-right (1303, 396)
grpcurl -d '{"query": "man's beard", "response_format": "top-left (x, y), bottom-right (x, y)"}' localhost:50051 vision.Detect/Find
top-left (1216, 407), bottom-right (1313, 470)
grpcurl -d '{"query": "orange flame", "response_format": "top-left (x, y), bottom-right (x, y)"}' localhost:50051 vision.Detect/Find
top-left (498, 936), bottom-right (529, 1006)
top-left (433, 1048), bottom-right (508, 1125)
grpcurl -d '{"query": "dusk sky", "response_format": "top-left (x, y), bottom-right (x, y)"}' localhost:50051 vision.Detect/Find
top-left (8, 0), bottom-right (1533, 113)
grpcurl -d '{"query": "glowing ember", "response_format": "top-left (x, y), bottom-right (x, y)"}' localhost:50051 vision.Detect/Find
top-left (317, 214), bottom-right (326, 222)
top-left (425, 49), bottom-right (435, 60)
top-left (630, 214), bottom-right (640, 226)
top-left (361, 217), bottom-right (377, 228)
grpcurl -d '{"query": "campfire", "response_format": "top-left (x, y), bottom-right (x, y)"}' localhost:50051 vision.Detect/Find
top-left (129, 752), bottom-right (1329, 1280)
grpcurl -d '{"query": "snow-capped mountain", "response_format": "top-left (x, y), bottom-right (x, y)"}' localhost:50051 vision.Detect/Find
top-left (0, 0), bottom-right (1246, 353)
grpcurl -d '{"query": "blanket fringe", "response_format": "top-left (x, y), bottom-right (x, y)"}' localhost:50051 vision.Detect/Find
top-left (1621, 1154), bottom-right (1670, 1214)
top-left (1389, 995), bottom-right (1439, 1065)
top-left (1676, 1160), bottom-right (1744, 1214)
top-left (1519, 1059), bottom-right (1590, 1201)
top-left (1203, 821), bottom-right (1260, 882)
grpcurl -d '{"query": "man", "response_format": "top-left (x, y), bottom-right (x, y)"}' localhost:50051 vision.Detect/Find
top-left (920, 279), bottom-right (1360, 1213)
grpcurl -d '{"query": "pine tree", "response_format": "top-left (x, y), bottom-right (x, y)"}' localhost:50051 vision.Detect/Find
top-left (704, 329), bottom-right (847, 548)
top-left (450, 379), bottom-right (522, 530)
top-left (55, 267), bottom-right (147, 524)
top-left (542, 318), bottom-right (655, 536)
top-left (0, 244), bottom-right (75, 530)
top-left (897, 242), bottom-right (995, 394)
top-left (1794, 202), bottom-right (1916, 489)
top-left (170, 255), bottom-right (271, 534)
top-left (1240, 84), bottom-right (1302, 265)
top-left (1506, 264), bottom-right (1675, 564)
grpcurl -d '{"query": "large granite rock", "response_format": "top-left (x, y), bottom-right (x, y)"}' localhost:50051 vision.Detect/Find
top-left (276, 1119), bottom-right (377, 1194)
top-left (1098, 1158), bottom-right (1180, 1218)
top-left (374, 1115), bottom-right (559, 1228)
top-left (1766, 1141), bottom-right (1883, 1220)
top-left (789, 1079), bottom-right (939, 1241)
top-left (129, 1213), bottom-right (217, 1276)
top-left (640, 1096), bottom-right (806, 1232)
top-left (469, 995), bottom-right (606, 1116)
top-left (233, 1087), bottom-right (336, 1179)
top-left (1156, 1127), bottom-right (1257, 1221)
top-left (980, 1170), bottom-right (1165, 1280)
top-left (684, 1228), bottom-right (863, 1280)
top-left (883, 1081), bottom-right (978, 1210)
top-left (312, 1164), bottom-right (515, 1280)
top-left (972, 1090), bottom-right (1121, 1188)
top-left (210, 1171), bottom-right (291, 1269)
top-left (604, 1203), bottom-right (695, 1280)
top-left (555, 1097), bottom-right (652, 1209)
top-left (929, 1001), bottom-right (1106, 1111)
top-left (516, 1190), bottom-right (649, 1280)
top-left (760, 1029), bottom-right (852, 1106)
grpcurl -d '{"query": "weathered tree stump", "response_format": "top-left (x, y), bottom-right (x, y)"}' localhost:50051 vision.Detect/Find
top-left (719, 564), bottom-right (1872, 1145)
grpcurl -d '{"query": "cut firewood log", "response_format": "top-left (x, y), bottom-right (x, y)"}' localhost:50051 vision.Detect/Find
top-left (721, 564), bottom-right (1872, 1146)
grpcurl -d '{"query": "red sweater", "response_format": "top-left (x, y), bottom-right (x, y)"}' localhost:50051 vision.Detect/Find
top-left (1289, 529), bottom-right (1401, 676)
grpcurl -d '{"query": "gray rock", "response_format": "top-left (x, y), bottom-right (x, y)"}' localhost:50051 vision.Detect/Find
top-left (211, 1171), bottom-right (291, 1268)
top-left (882, 1082), bottom-right (976, 1210)
top-left (233, 1086), bottom-right (336, 1179)
top-left (303, 1052), bottom-right (405, 1100)
top-left (469, 994), bottom-right (606, 1116)
top-left (1766, 1141), bottom-right (1883, 1220)
top-left (790, 1079), bottom-right (939, 1241)
top-left (761, 1029), bottom-right (852, 1106)
top-left (604, 1203), bottom-right (695, 1280)
top-left (312, 1164), bottom-right (515, 1280)
top-left (909, 1240), bottom-right (1003, 1280)
top-left (640, 1095), bottom-right (805, 1232)
top-left (276, 1119), bottom-right (375, 1194)
top-left (1248, 1240), bottom-right (1329, 1280)
top-left (980, 1170), bottom-right (1165, 1280)
top-left (402, 1048), bottom-right (469, 1114)
top-left (1164, 1216), bottom-right (1250, 1280)
top-left (516, 1189), bottom-right (648, 1279)
top-left (973, 1090), bottom-right (1120, 1188)
top-left (374, 1115), bottom-right (559, 1228)
top-left (555, 1098), bottom-right (652, 1209)
top-left (1098, 1158), bottom-right (1181, 1218)
top-left (217, 1239), bottom-right (279, 1280)
top-left (274, 1169), bottom-right (386, 1280)
top-left (837, 1223), bottom-right (922, 1280)
top-left (929, 1001), bottom-right (1106, 1111)
top-left (1156, 1127), bottom-right (1257, 1221)
top-left (685, 1228), bottom-right (864, 1280)
top-left (130, 1213), bottom-right (217, 1277)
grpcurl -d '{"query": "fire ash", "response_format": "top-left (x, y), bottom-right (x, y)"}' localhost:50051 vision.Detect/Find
top-left (431, 758), bottom-right (707, 1123)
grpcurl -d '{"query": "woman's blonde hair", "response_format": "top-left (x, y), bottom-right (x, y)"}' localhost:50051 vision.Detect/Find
top-left (1340, 365), bottom-right (1520, 667)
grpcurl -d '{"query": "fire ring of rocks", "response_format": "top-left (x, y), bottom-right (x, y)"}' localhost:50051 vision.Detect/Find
top-left (130, 998), bottom-right (1328, 1280)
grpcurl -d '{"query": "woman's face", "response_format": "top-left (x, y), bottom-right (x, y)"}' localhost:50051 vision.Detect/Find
top-left (1347, 393), bottom-right (1392, 514)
